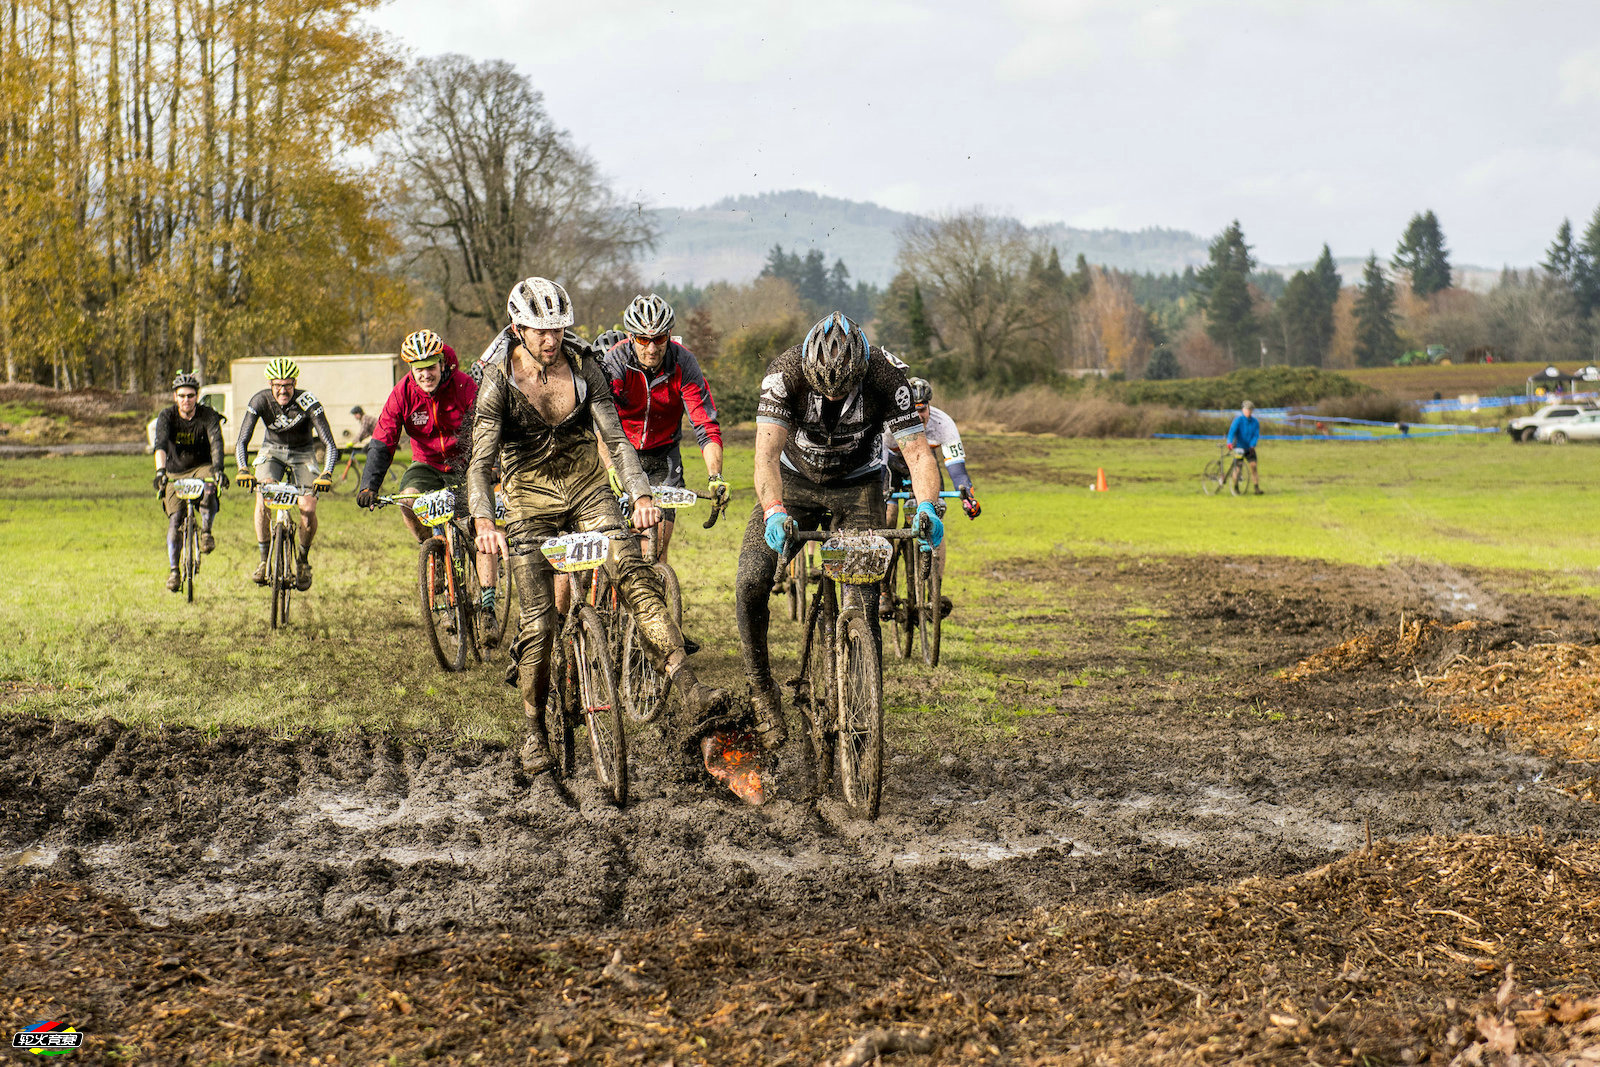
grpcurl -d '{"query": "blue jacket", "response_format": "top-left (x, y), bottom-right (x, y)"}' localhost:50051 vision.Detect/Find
top-left (1227, 414), bottom-right (1260, 450)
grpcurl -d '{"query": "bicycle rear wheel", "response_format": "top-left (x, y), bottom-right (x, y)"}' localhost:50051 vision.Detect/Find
top-left (836, 614), bottom-right (885, 820)
top-left (891, 538), bottom-right (915, 660)
top-left (918, 549), bottom-right (943, 668)
top-left (620, 611), bottom-right (670, 724)
top-left (494, 563), bottom-right (518, 655)
top-left (418, 537), bottom-right (466, 671)
top-left (1201, 458), bottom-right (1224, 495)
top-left (457, 533), bottom-right (483, 664)
top-left (572, 604), bottom-right (627, 806)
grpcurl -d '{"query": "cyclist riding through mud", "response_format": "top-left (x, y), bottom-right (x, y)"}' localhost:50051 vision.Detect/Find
top-left (467, 277), bottom-right (728, 775)
top-left (152, 371), bottom-right (227, 592)
top-left (233, 358), bottom-right (338, 590)
top-left (735, 312), bottom-right (945, 751)
top-left (601, 293), bottom-right (729, 564)
top-left (358, 330), bottom-right (502, 644)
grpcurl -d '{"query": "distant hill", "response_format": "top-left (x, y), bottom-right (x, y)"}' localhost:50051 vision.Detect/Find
top-left (636, 190), bottom-right (1213, 287)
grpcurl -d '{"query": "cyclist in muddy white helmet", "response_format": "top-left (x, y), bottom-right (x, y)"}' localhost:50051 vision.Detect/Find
top-left (467, 276), bottom-right (728, 779)
top-left (622, 293), bottom-right (675, 339)
top-left (472, 277), bottom-right (581, 385)
top-left (734, 312), bottom-right (945, 752)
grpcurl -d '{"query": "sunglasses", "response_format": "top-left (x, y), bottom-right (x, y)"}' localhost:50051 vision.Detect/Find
top-left (632, 333), bottom-right (671, 347)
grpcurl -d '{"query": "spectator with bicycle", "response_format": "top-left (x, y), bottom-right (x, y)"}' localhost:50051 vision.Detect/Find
top-left (601, 293), bottom-right (730, 565)
top-left (1225, 400), bottom-right (1264, 495)
top-left (233, 358), bottom-right (338, 590)
top-left (356, 329), bottom-right (502, 645)
top-left (336, 405), bottom-right (378, 486)
top-left (467, 277), bottom-right (726, 776)
top-left (736, 312), bottom-right (944, 752)
top-left (152, 371), bottom-right (228, 593)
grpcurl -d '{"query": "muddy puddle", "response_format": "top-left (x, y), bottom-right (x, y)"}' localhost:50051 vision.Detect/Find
top-left (2, 554), bottom-right (1596, 937)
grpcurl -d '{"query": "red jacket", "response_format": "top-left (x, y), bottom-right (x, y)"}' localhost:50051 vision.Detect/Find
top-left (601, 340), bottom-right (722, 452)
top-left (372, 344), bottom-right (478, 472)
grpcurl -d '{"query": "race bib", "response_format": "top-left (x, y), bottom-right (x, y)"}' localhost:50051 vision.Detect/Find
top-left (820, 533), bottom-right (894, 584)
top-left (541, 532), bottom-right (611, 573)
top-left (172, 478), bottom-right (208, 501)
top-left (943, 439), bottom-right (966, 463)
top-left (650, 486), bottom-right (699, 509)
top-left (261, 482), bottom-right (303, 509)
top-left (412, 488), bottom-right (456, 527)
top-left (493, 489), bottom-right (508, 526)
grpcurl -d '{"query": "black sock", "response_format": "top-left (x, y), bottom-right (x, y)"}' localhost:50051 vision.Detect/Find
top-left (257, 541), bottom-right (269, 560)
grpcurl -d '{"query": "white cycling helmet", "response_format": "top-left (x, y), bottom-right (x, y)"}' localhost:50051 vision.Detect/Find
top-left (622, 293), bottom-right (675, 338)
top-left (507, 277), bottom-right (574, 329)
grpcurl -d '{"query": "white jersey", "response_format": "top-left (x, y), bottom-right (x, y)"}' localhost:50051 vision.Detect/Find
top-left (882, 405), bottom-right (965, 466)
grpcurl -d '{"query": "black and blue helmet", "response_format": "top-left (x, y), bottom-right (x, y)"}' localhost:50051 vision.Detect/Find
top-left (801, 312), bottom-right (870, 398)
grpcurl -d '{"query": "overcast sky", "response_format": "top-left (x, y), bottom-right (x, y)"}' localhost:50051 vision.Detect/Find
top-left (368, 0), bottom-right (1600, 268)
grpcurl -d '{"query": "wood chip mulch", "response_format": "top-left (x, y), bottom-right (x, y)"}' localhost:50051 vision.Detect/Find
top-left (3, 835), bottom-right (1597, 1064)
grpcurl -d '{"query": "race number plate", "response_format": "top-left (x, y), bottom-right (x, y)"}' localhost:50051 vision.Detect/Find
top-left (541, 532), bottom-right (610, 573)
top-left (651, 485), bottom-right (699, 509)
top-left (493, 489), bottom-right (508, 526)
top-left (820, 533), bottom-right (894, 584)
top-left (261, 482), bottom-right (303, 509)
top-left (172, 478), bottom-right (208, 500)
top-left (412, 488), bottom-right (455, 527)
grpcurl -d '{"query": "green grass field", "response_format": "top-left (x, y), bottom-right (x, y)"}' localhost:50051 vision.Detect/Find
top-left (1, 433), bottom-right (1592, 742)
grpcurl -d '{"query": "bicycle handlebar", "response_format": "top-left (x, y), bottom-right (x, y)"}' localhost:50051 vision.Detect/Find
top-left (888, 491), bottom-right (964, 500)
top-left (779, 517), bottom-right (930, 568)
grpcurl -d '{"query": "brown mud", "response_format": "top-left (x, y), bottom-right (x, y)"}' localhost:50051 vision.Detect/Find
top-left (3, 553), bottom-right (1598, 1063)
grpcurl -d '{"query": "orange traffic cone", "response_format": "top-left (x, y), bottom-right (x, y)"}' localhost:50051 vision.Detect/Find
top-left (1095, 468), bottom-right (1108, 492)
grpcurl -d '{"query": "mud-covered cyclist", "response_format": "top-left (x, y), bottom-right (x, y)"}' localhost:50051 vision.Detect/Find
top-left (735, 312), bottom-right (945, 751)
top-left (232, 358), bottom-right (339, 590)
top-left (152, 371), bottom-right (228, 593)
top-left (356, 330), bottom-right (502, 644)
top-left (881, 375), bottom-right (981, 616)
top-left (601, 293), bottom-right (730, 565)
top-left (467, 277), bottom-right (728, 776)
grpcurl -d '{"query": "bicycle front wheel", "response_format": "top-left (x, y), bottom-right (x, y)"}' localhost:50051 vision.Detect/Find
top-left (805, 579), bottom-right (839, 797)
top-left (418, 538), bottom-right (466, 672)
top-left (269, 524), bottom-right (291, 629)
top-left (572, 604), bottom-right (627, 805)
top-left (494, 562), bottom-right (518, 656)
top-left (918, 549), bottom-right (943, 668)
top-left (620, 611), bottom-right (671, 724)
top-left (182, 508), bottom-right (197, 603)
top-left (457, 534), bottom-right (483, 664)
top-left (836, 614), bottom-right (885, 820)
top-left (1201, 458), bottom-right (1224, 495)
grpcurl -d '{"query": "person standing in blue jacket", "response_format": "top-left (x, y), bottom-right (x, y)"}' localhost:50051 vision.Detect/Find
top-left (1225, 400), bottom-right (1264, 495)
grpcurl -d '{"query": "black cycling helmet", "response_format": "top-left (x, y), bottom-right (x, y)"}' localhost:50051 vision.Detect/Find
top-left (172, 371), bottom-right (200, 392)
top-left (908, 377), bottom-right (933, 407)
top-left (349, 405), bottom-right (364, 416)
top-left (801, 312), bottom-right (870, 398)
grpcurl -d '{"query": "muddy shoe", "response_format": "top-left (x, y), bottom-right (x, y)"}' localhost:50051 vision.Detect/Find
top-left (251, 560), bottom-right (269, 586)
top-left (479, 606), bottom-right (502, 649)
top-left (670, 662), bottom-right (732, 751)
top-left (166, 570), bottom-right (181, 593)
top-left (939, 595), bottom-right (953, 619)
top-left (751, 685), bottom-right (787, 750)
top-left (519, 731), bottom-right (555, 776)
top-left (200, 531), bottom-right (215, 554)
top-left (682, 635), bottom-right (701, 656)
top-left (295, 555), bottom-right (313, 592)
top-left (1253, 486), bottom-right (1264, 496)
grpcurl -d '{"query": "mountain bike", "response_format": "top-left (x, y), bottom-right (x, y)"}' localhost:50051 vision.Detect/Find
top-left (260, 482), bottom-right (310, 629)
top-left (540, 529), bottom-right (630, 805)
top-left (615, 485), bottom-right (728, 724)
top-left (883, 489), bottom-right (962, 667)
top-left (1201, 448), bottom-right (1247, 496)
top-left (170, 476), bottom-right (215, 603)
top-left (782, 515), bottom-right (931, 820)
top-left (376, 488), bottom-right (484, 672)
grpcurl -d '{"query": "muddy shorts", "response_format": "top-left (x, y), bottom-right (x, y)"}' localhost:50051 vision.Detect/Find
top-left (636, 442), bottom-right (686, 492)
top-left (161, 464), bottom-right (220, 518)
top-left (254, 446), bottom-right (319, 488)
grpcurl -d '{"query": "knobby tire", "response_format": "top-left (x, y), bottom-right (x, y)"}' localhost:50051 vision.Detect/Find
top-left (891, 538), bottom-right (916, 660)
top-left (182, 507), bottom-right (197, 603)
top-left (573, 604), bottom-right (627, 806)
top-left (805, 578), bottom-right (840, 798)
top-left (418, 537), bottom-right (465, 672)
top-left (836, 613), bottom-right (885, 820)
top-left (918, 549), bottom-right (943, 668)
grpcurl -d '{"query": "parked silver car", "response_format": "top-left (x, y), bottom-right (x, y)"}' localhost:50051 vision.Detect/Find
top-left (1508, 402), bottom-right (1597, 442)
top-left (1536, 410), bottom-right (1600, 444)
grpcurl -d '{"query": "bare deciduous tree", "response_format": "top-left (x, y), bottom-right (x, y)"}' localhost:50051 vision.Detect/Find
top-left (398, 55), bottom-right (654, 335)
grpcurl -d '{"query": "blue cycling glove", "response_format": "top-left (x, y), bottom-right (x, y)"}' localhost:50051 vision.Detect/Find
top-left (763, 507), bottom-right (790, 553)
top-left (915, 501), bottom-right (944, 551)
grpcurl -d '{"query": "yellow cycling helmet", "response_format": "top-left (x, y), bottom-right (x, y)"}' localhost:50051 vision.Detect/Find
top-left (400, 329), bottom-right (445, 366)
top-left (263, 357), bottom-right (299, 382)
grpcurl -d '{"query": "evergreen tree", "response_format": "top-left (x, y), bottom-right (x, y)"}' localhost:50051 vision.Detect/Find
top-left (799, 249), bottom-right (829, 306)
top-left (1143, 346), bottom-right (1179, 380)
top-left (1276, 271), bottom-right (1322, 366)
top-left (907, 283), bottom-right (933, 360)
top-left (1576, 206), bottom-right (1600, 320)
top-left (1354, 254), bottom-right (1403, 367)
top-left (1393, 210), bottom-right (1452, 296)
top-left (1544, 219), bottom-right (1577, 282)
top-left (1195, 220), bottom-right (1257, 364)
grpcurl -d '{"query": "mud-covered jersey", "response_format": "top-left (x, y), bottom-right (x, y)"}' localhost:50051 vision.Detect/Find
top-left (234, 387), bottom-right (338, 474)
top-left (153, 404), bottom-right (226, 472)
top-left (756, 344), bottom-right (922, 483)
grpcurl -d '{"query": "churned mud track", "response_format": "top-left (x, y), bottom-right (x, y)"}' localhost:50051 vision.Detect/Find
top-left (2, 555), bottom-right (1594, 939)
